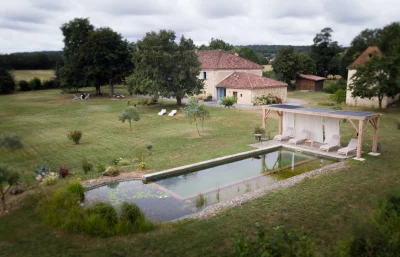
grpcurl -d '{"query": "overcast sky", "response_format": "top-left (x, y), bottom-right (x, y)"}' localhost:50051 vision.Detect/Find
top-left (0, 0), bottom-right (399, 53)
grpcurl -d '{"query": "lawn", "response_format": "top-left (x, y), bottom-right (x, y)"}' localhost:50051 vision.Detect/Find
top-left (1, 88), bottom-right (399, 257)
top-left (263, 65), bottom-right (272, 71)
top-left (11, 70), bottom-right (55, 82)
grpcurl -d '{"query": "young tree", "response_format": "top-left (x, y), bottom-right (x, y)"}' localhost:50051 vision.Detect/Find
top-left (119, 107), bottom-right (140, 131)
top-left (310, 28), bottom-right (341, 77)
top-left (80, 27), bottom-right (134, 96)
top-left (130, 30), bottom-right (203, 105)
top-left (182, 97), bottom-right (210, 136)
top-left (0, 67), bottom-right (16, 94)
top-left (0, 135), bottom-right (24, 164)
top-left (349, 55), bottom-right (399, 109)
top-left (0, 164), bottom-right (20, 211)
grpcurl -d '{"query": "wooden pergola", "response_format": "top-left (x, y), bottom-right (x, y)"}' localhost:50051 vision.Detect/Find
top-left (262, 104), bottom-right (382, 158)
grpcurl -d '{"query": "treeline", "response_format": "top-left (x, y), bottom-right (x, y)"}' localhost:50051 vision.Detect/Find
top-left (241, 45), bottom-right (312, 56)
top-left (0, 51), bottom-right (63, 70)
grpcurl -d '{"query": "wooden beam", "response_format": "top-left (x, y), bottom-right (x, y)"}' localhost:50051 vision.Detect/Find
top-left (262, 109), bottom-right (266, 131)
top-left (357, 119), bottom-right (364, 158)
top-left (372, 116), bottom-right (380, 153)
top-left (278, 111), bottom-right (283, 135)
top-left (363, 118), bottom-right (368, 132)
top-left (348, 119), bottom-right (359, 133)
top-left (369, 118), bottom-right (377, 129)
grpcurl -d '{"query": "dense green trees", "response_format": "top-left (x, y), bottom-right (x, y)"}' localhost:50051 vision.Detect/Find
top-left (0, 51), bottom-right (63, 70)
top-left (0, 67), bottom-right (16, 94)
top-left (310, 28), bottom-right (341, 77)
top-left (127, 30), bottom-right (203, 105)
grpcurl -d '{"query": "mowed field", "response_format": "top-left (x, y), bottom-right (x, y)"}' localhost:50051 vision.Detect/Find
top-left (263, 65), bottom-right (272, 71)
top-left (1, 86), bottom-right (400, 256)
top-left (11, 70), bottom-right (55, 82)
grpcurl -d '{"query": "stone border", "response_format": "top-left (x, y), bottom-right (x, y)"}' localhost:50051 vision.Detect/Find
top-left (83, 175), bottom-right (142, 191)
top-left (181, 161), bottom-right (346, 220)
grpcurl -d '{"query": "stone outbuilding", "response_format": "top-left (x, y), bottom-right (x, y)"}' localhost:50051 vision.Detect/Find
top-left (216, 72), bottom-right (288, 105)
top-left (295, 74), bottom-right (327, 91)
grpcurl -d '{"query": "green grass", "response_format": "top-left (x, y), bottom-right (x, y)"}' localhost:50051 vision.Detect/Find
top-left (1, 88), bottom-right (400, 256)
top-left (11, 70), bottom-right (54, 82)
top-left (263, 65), bottom-right (272, 71)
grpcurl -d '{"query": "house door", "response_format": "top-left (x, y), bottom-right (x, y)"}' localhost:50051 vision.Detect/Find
top-left (216, 87), bottom-right (226, 102)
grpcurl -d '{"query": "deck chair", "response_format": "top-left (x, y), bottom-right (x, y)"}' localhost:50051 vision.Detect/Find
top-left (273, 127), bottom-right (294, 141)
top-left (337, 138), bottom-right (358, 156)
top-left (158, 109), bottom-right (167, 116)
top-left (84, 94), bottom-right (91, 100)
top-left (168, 110), bottom-right (177, 116)
top-left (288, 130), bottom-right (309, 145)
top-left (319, 135), bottom-right (340, 152)
top-left (73, 94), bottom-right (79, 100)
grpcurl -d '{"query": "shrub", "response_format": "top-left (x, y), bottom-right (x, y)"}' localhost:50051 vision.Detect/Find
top-left (82, 158), bottom-right (93, 174)
top-left (85, 202), bottom-right (118, 231)
top-left (317, 101), bottom-right (335, 106)
top-left (18, 80), bottom-right (30, 91)
top-left (220, 96), bottom-right (237, 108)
top-left (254, 126), bottom-right (265, 135)
top-left (116, 202), bottom-right (155, 235)
top-left (103, 166), bottom-right (119, 177)
top-left (58, 165), bottom-right (69, 178)
top-left (323, 78), bottom-right (346, 94)
top-left (253, 94), bottom-right (282, 105)
top-left (95, 163), bottom-right (106, 173)
top-left (0, 68), bottom-right (16, 94)
top-left (330, 89), bottom-right (346, 104)
top-left (34, 163), bottom-right (51, 181)
top-left (65, 182), bottom-right (85, 201)
top-left (40, 172), bottom-right (59, 186)
top-left (137, 99), bottom-right (149, 105)
top-left (233, 224), bottom-right (316, 257)
top-left (119, 159), bottom-right (130, 166)
top-left (139, 162), bottom-right (146, 169)
top-left (0, 164), bottom-right (20, 211)
top-left (29, 77), bottom-right (42, 90)
top-left (67, 130), bottom-right (82, 144)
top-left (42, 79), bottom-right (57, 89)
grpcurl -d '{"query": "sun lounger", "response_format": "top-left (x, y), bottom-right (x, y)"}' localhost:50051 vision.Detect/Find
top-left (274, 127), bottom-right (294, 141)
top-left (288, 130), bottom-right (309, 145)
top-left (158, 109), bottom-right (167, 116)
top-left (84, 94), bottom-right (91, 100)
top-left (337, 138), bottom-right (358, 156)
top-left (168, 110), bottom-right (177, 116)
top-left (73, 94), bottom-right (79, 100)
top-left (319, 135), bottom-right (340, 152)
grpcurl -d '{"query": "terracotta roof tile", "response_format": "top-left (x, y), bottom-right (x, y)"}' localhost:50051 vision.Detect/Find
top-left (216, 72), bottom-right (288, 89)
top-left (350, 46), bottom-right (383, 68)
top-left (196, 50), bottom-right (264, 70)
top-left (297, 74), bottom-right (327, 81)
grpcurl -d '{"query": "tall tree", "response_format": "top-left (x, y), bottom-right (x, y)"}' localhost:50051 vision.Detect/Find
top-left (297, 52), bottom-right (316, 75)
top-left (236, 47), bottom-right (263, 64)
top-left (198, 38), bottom-right (234, 51)
top-left (80, 27), bottom-right (134, 95)
top-left (0, 67), bottom-right (16, 94)
top-left (128, 30), bottom-right (203, 105)
top-left (59, 18), bottom-right (94, 91)
top-left (310, 28), bottom-right (341, 77)
top-left (349, 55), bottom-right (399, 109)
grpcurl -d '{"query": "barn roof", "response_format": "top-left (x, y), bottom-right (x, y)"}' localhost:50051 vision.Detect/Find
top-left (297, 74), bottom-right (326, 81)
top-left (196, 50), bottom-right (264, 70)
top-left (350, 46), bottom-right (383, 68)
top-left (216, 72), bottom-right (288, 89)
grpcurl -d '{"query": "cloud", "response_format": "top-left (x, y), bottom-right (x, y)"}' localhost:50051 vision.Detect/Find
top-left (0, 0), bottom-right (399, 53)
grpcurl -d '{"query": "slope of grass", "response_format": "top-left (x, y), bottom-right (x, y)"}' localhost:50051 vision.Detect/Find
top-left (1, 88), bottom-right (399, 257)
top-left (11, 70), bottom-right (54, 82)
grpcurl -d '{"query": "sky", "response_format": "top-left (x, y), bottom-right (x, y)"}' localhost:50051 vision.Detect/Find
top-left (0, 0), bottom-right (399, 53)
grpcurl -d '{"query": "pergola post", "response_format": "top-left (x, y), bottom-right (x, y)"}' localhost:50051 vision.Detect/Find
top-left (372, 116), bottom-right (380, 153)
top-left (357, 119), bottom-right (364, 158)
top-left (262, 109), bottom-right (266, 131)
top-left (278, 111), bottom-right (283, 135)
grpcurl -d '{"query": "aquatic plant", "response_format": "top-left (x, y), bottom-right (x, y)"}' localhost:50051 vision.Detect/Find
top-left (216, 187), bottom-right (220, 203)
top-left (195, 193), bottom-right (207, 208)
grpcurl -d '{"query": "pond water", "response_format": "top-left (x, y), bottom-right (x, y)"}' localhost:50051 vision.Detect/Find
top-left (85, 148), bottom-right (335, 222)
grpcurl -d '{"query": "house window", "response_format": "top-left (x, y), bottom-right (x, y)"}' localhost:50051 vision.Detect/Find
top-left (233, 92), bottom-right (238, 98)
top-left (240, 94), bottom-right (243, 97)
top-left (203, 71), bottom-right (207, 80)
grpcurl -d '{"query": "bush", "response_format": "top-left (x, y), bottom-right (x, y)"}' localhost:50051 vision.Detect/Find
top-left (95, 163), bottom-right (106, 173)
top-left (233, 224), bottom-right (316, 257)
top-left (195, 193), bottom-right (207, 208)
top-left (0, 164), bottom-right (20, 211)
top-left (40, 172), bottom-right (59, 186)
top-left (254, 126), bottom-right (265, 135)
top-left (323, 78), bottom-right (346, 94)
top-left (82, 158), bottom-right (93, 174)
top-left (58, 165), bottom-right (69, 178)
top-left (67, 130), bottom-right (82, 144)
top-left (65, 182), bottom-right (85, 201)
top-left (220, 96), bottom-right (237, 108)
top-left (34, 163), bottom-right (51, 181)
top-left (29, 77), bottom-right (42, 90)
top-left (253, 94), bottom-right (282, 105)
top-left (0, 67), bottom-right (16, 94)
top-left (116, 202), bottom-right (155, 235)
top-left (84, 202), bottom-right (118, 236)
top-left (42, 79), bottom-right (57, 89)
top-left (137, 99), bottom-right (149, 105)
top-left (103, 166), bottom-right (119, 177)
top-left (18, 80), bottom-right (30, 91)
top-left (330, 89), bottom-right (346, 105)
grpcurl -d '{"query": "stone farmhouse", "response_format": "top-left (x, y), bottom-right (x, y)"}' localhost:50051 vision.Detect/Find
top-left (196, 50), bottom-right (287, 105)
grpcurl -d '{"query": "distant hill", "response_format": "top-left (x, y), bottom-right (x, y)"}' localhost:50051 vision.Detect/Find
top-left (0, 51), bottom-right (64, 70)
top-left (238, 45), bottom-right (311, 56)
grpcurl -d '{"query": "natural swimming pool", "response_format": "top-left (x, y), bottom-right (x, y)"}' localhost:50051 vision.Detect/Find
top-left (85, 148), bottom-right (335, 221)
